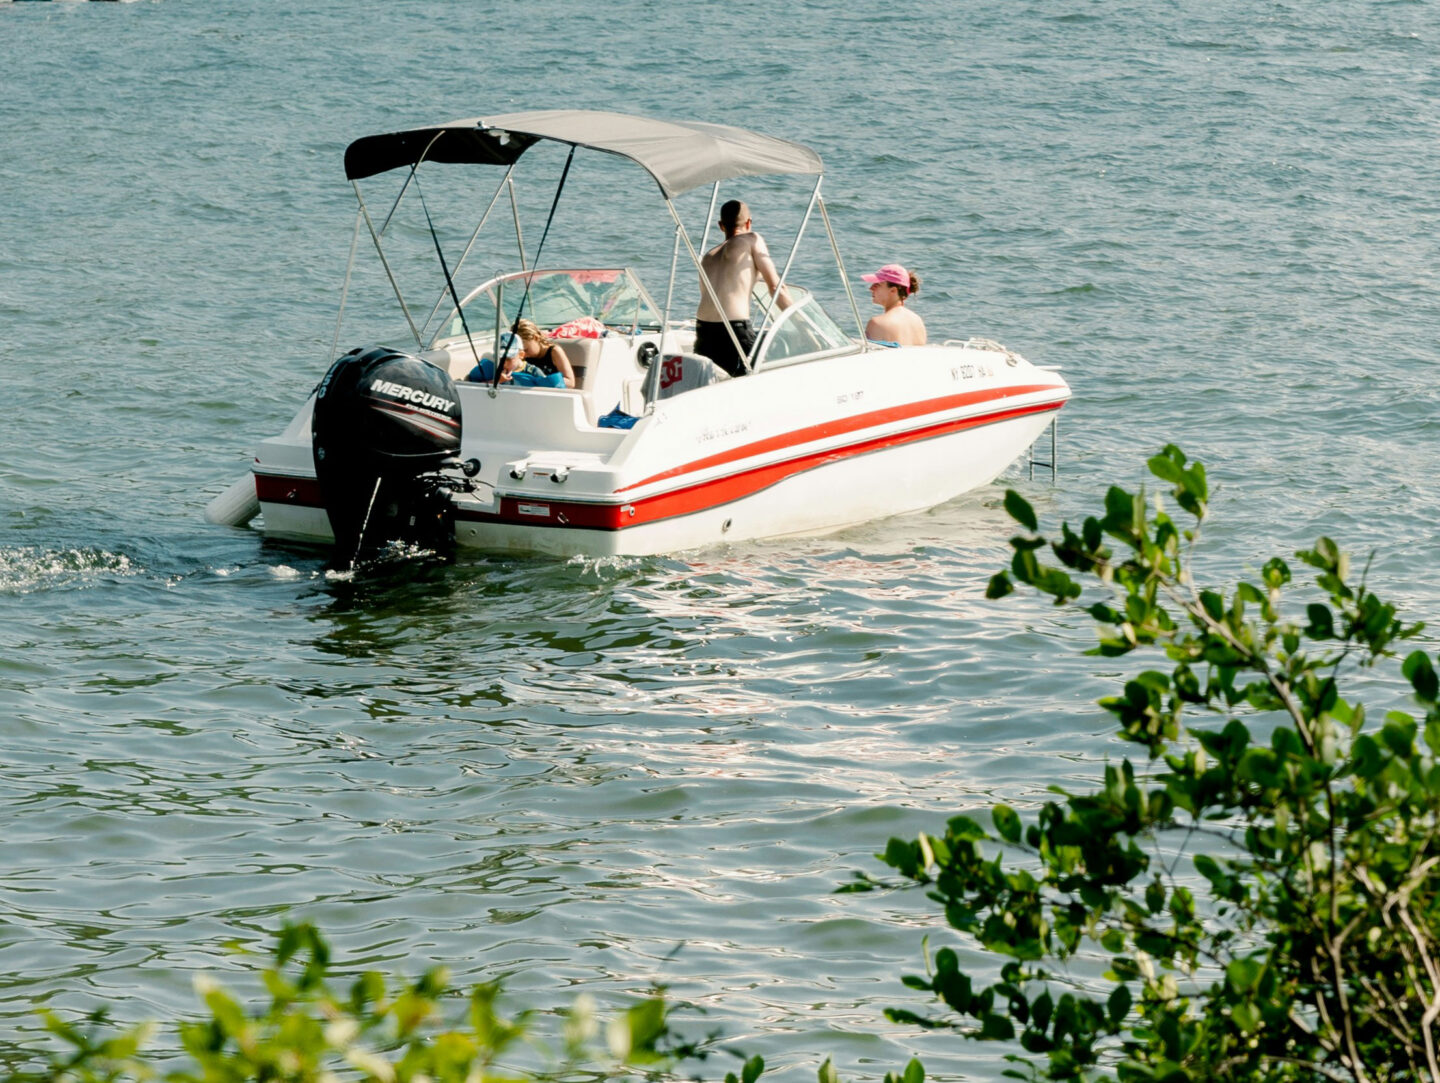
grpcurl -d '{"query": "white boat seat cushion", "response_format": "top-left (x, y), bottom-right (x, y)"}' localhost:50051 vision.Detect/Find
top-left (554, 338), bottom-right (603, 389)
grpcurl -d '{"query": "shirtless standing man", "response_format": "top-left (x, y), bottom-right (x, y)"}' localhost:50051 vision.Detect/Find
top-left (694, 200), bottom-right (791, 377)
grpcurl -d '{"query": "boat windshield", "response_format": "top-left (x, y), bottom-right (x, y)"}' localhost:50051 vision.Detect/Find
top-left (754, 286), bottom-right (856, 368)
top-left (433, 268), bottom-right (665, 344)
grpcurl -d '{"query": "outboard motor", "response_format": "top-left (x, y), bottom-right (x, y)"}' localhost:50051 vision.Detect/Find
top-left (311, 346), bottom-right (465, 568)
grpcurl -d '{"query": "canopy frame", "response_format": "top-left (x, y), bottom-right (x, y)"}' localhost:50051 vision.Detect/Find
top-left (329, 108), bottom-right (875, 382)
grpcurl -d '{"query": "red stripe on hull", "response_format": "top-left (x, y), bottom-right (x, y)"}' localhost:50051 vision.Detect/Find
top-left (460, 396), bottom-right (1065, 532)
top-left (256, 475), bottom-right (324, 506)
top-left (621, 383), bottom-right (1063, 493)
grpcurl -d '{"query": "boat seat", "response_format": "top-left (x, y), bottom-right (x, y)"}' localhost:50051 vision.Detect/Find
top-left (557, 335), bottom-right (645, 426)
top-left (553, 338), bottom-right (602, 390)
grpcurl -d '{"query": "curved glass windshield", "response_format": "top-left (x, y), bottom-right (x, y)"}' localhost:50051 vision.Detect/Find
top-left (754, 287), bottom-right (856, 367)
top-left (433, 268), bottom-right (663, 345)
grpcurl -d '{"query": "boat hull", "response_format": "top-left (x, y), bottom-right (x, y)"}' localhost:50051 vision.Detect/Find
top-left (451, 404), bottom-right (1058, 556)
top-left (251, 340), bottom-right (1069, 559)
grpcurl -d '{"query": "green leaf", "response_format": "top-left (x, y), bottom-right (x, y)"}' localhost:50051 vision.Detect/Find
top-left (979, 1013), bottom-right (1015, 1041)
top-left (1145, 878), bottom-right (1165, 914)
top-left (1305, 603), bottom-right (1335, 639)
top-left (1032, 991), bottom-right (1053, 1034)
top-left (1236, 581), bottom-right (1263, 604)
top-left (1147, 452), bottom-right (1184, 484)
top-left (1298, 537), bottom-right (1342, 573)
top-left (1404, 651), bottom-right (1439, 703)
top-left (1199, 591), bottom-right (1224, 621)
top-left (743, 1053), bottom-right (766, 1083)
top-left (1352, 734), bottom-right (1382, 778)
top-left (945, 815), bottom-right (988, 842)
top-left (986, 571), bottom-right (1015, 600)
top-left (1004, 490), bottom-right (1038, 532)
top-left (1194, 854), bottom-right (1228, 893)
top-left (1381, 717), bottom-right (1417, 759)
top-left (1262, 557), bottom-right (1291, 589)
top-left (1232, 1001), bottom-right (1261, 1034)
top-left (1103, 486), bottom-right (1142, 540)
top-left (1426, 720), bottom-right (1440, 758)
top-left (1226, 957), bottom-right (1264, 994)
top-left (1107, 983), bottom-right (1132, 1027)
top-left (992, 805), bottom-right (1022, 844)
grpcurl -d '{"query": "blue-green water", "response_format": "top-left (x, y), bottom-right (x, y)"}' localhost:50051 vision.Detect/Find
top-left (3, 1), bottom-right (1439, 1078)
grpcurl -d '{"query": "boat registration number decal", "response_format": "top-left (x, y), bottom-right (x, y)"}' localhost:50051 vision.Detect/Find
top-left (518, 503), bottom-right (551, 517)
top-left (952, 362), bottom-right (996, 381)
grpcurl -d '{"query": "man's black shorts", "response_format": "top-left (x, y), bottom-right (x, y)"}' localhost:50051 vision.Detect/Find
top-left (693, 319), bottom-right (756, 377)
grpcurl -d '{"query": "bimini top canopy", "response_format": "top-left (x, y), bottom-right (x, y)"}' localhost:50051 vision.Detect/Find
top-left (343, 109), bottom-right (824, 199)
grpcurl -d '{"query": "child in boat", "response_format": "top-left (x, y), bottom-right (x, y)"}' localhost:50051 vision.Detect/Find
top-left (466, 331), bottom-right (522, 383)
top-left (465, 329), bottom-right (566, 387)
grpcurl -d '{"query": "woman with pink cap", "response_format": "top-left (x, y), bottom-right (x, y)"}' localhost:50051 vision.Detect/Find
top-left (862, 264), bottom-right (926, 346)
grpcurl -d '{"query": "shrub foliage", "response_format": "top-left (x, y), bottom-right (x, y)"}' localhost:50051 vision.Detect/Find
top-left (852, 445), bottom-right (1440, 1082)
top-left (21, 922), bottom-right (687, 1083)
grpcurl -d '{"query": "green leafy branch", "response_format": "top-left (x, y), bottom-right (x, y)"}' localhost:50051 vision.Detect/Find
top-left (22, 922), bottom-right (699, 1083)
top-left (856, 446), bottom-right (1440, 1082)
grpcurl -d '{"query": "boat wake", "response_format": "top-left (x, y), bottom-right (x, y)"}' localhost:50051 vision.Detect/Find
top-left (0, 545), bottom-right (140, 595)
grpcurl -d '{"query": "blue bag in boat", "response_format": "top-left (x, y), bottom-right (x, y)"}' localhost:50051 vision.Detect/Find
top-left (598, 405), bottom-right (639, 429)
top-left (465, 360), bottom-right (565, 388)
top-left (509, 366), bottom-right (566, 388)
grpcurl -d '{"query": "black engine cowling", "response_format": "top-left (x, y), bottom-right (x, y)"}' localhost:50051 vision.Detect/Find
top-left (311, 346), bottom-right (464, 567)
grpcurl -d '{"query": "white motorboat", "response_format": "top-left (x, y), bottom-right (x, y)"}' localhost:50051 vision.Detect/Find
top-left (208, 110), bottom-right (1070, 565)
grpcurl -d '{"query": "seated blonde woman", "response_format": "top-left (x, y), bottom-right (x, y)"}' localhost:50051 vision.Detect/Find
top-left (515, 318), bottom-right (577, 388)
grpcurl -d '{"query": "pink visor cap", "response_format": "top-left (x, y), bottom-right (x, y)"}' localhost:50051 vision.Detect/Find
top-left (862, 264), bottom-right (910, 287)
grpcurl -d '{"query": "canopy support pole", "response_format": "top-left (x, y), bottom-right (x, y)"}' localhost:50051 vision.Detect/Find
top-left (421, 162), bottom-right (518, 337)
top-left (519, 144), bottom-right (573, 304)
top-left (349, 131), bottom-right (449, 350)
top-left (328, 207), bottom-right (364, 365)
top-left (509, 174), bottom-right (527, 271)
top-left (377, 163), bottom-right (417, 237)
top-left (643, 214), bottom-right (685, 409)
top-left (490, 279), bottom-right (503, 396)
top-left (353, 181), bottom-right (424, 348)
top-left (496, 143), bottom-right (575, 387)
top-left (661, 219), bottom-right (681, 351)
top-left (697, 181), bottom-right (720, 257)
top-left (414, 173), bottom-right (486, 374)
top-left (378, 130), bottom-right (444, 237)
top-left (749, 176), bottom-right (822, 367)
top-left (819, 196), bottom-right (867, 345)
